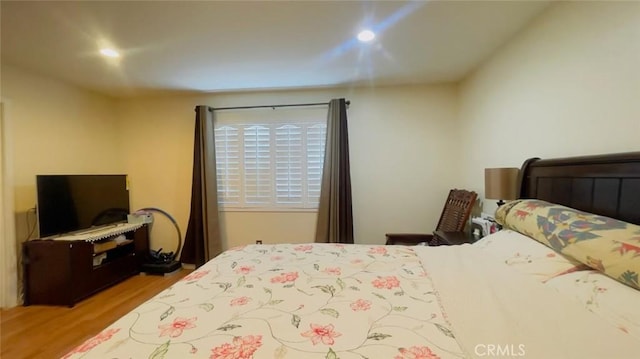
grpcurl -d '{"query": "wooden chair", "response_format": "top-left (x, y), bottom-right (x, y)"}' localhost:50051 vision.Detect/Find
top-left (385, 189), bottom-right (478, 245)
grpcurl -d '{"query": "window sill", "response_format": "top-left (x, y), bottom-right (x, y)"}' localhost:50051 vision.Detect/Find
top-left (220, 207), bottom-right (318, 213)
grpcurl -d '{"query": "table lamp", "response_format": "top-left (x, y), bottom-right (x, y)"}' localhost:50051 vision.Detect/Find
top-left (484, 167), bottom-right (519, 206)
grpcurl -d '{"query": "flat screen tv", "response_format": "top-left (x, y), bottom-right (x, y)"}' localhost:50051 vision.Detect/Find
top-left (36, 174), bottom-right (130, 238)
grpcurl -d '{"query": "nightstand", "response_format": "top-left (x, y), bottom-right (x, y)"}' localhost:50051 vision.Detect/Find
top-left (385, 233), bottom-right (432, 246)
top-left (431, 230), bottom-right (474, 246)
top-left (385, 231), bottom-right (474, 246)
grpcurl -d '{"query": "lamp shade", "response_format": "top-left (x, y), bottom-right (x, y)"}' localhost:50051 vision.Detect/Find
top-left (484, 168), bottom-right (519, 201)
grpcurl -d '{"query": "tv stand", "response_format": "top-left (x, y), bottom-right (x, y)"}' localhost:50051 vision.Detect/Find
top-left (22, 225), bottom-right (149, 307)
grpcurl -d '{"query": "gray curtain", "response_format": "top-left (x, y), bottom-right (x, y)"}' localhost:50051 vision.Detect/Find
top-left (315, 98), bottom-right (354, 243)
top-left (180, 106), bottom-right (223, 267)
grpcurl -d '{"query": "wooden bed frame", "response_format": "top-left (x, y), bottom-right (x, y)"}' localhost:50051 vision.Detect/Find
top-left (517, 151), bottom-right (640, 225)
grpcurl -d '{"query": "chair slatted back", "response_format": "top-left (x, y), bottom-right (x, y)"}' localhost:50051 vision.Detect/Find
top-left (435, 189), bottom-right (478, 232)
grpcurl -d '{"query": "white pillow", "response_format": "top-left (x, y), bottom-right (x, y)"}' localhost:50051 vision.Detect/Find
top-left (473, 230), bottom-right (586, 282)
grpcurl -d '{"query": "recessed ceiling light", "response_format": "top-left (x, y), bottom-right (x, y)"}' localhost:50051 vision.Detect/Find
top-left (99, 48), bottom-right (120, 58)
top-left (357, 30), bottom-right (375, 42)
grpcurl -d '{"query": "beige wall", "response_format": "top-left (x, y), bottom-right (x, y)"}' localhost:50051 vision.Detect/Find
top-left (458, 1), bottom-right (640, 215)
top-left (2, 61), bottom-right (460, 266)
top-left (1, 64), bottom-right (124, 306)
top-left (1, 65), bottom-right (124, 239)
top-left (116, 84), bottom-right (460, 249)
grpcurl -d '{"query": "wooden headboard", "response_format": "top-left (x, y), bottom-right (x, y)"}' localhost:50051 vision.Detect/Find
top-left (518, 152), bottom-right (640, 225)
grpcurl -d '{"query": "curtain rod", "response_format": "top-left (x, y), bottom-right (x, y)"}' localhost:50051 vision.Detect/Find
top-left (207, 100), bottom-right (350, 112)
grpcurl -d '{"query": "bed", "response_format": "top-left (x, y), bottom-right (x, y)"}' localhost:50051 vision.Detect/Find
top-left (63, 152), bottom-right (640, 359)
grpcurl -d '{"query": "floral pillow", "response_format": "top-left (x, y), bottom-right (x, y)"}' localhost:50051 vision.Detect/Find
top-left (545, 270), bottom-right (640, 340)
top-left (473, 229), bottom-right (586, 282)
top-left (496, 199), bottom-right (640, 290)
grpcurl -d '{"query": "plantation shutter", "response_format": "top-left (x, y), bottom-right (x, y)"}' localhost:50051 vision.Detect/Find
top-left (243, 125), bottom-right (271, 204)
top-left (275, 124), bottom-right (303, 205)
top-left (306, 123), bottom-right (326, 206)
top-left (214, 126), bottom-right (241, 205)
top-left (213, 108), bottom-right (327, 210)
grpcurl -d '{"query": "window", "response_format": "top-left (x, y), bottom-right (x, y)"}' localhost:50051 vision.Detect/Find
top-left (214, 111), bottom-right (326, 210)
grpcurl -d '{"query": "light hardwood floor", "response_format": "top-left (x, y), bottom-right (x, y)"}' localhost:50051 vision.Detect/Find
top-left (0, 269), bottom-right (190, 359)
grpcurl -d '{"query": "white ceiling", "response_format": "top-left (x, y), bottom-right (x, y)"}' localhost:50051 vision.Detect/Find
top-left (1, 1), bottom-right (550, 98)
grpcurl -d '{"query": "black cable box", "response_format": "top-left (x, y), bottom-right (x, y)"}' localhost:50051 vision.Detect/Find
top-left (141, 260), bottom-right (181, 275)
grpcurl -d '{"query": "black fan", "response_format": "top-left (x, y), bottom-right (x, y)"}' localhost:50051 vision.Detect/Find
top-left (136, 207), bottom-right (183, 275)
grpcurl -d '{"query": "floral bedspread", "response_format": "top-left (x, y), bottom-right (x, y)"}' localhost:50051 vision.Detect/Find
top-left (63, 244), bottom-right (465, 359)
